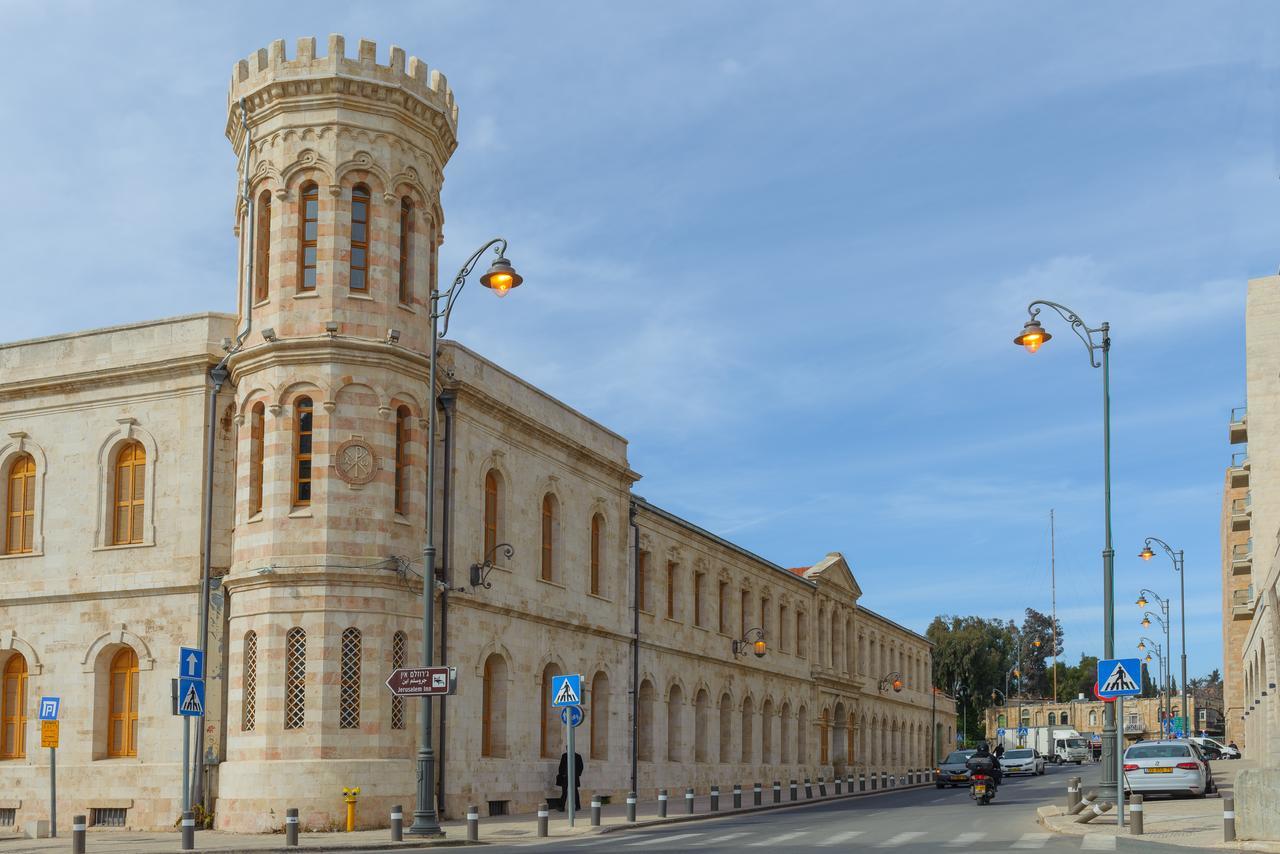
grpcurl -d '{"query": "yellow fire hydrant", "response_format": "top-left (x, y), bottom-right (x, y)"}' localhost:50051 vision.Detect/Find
top-left (342, 787), bottom-right (360, 832)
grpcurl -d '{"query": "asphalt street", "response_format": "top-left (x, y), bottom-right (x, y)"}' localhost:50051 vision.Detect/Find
top-left (393, 760), bottom-right (1175, 852)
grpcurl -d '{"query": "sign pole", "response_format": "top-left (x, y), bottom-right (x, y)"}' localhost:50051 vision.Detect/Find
top-left (182, 715), bottom-right (191, 813)
top-left (567, 718), bottom-right (576, 828)
top-left (50, 745), bottom-right (56, 838)
top-left (1115, 695), bottom-right (1124, 827)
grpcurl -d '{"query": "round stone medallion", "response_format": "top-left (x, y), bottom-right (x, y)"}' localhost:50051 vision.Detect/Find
top-left (334, 437), bottom-right (378, 485)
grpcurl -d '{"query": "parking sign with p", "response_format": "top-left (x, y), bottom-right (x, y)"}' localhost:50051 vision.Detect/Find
top-left (38, 696), bottom-right (60, 721)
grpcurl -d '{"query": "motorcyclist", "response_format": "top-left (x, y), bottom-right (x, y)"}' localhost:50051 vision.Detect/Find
top-left (966, 741), bottom-right (1002, 789)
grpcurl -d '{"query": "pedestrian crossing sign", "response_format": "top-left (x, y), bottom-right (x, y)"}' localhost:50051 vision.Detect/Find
top-left (551, 674), bottom-right (582, 707)
top-left (178, 676), bottom-right (206, 717)
top-left (1096, 657), bottom-right (1141, 698)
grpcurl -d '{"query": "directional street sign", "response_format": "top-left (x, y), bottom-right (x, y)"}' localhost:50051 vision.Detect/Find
top-left (551, 674), bottom-right (582, 707)
top-left (40, 720), bottom-right (59, 748)
top-left (178, 677), bottom-right (206, 717)
top-left (996, 727), bottom-right (1006, 737)
top-left (1097, 658), bottom-right (1142, 698)
top-left (560, 705), bottom-right (584, 728)
top-left (386, 666), bottom-right (455, 697)
top-left (180, 647), bottom-right (205, 680)
top-left (38, 697), bottom-right (59, 721)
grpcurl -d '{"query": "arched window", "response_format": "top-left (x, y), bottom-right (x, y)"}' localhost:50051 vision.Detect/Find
top-left (299, 182), bottom-right (318, 291)
top-left (740, 697), bottom-right (753, 763)
top-left (1, 654), bottom-right (27, 759)
top-left (797, 706), bottom-right (809, 764)
top-left (637, 551), bottom-right (649, 611)
top-left (482, 654), bottom-right (508, 757)
top-left (394, 406), bottom-right (410, 516)
top-left (718, 693), bottom-right (732, 763)
top-left (293, 398), bottom-right (313, 507)
top-left (781, 702), bottom-right (793, 764)
top-left (241, 631), bottom-right (257, 732)
top-left (5, 453), bottom-right (35, 554)
top-left (254, 190), bottom-right (271, 302)
top-left (1089, 710), bottom-right (1097, 727)
top-left (1048, 712), bottom-right (1056, 726)
top-left (483, 470), bottom-right (500, 557)
top-left (249, 403), bottom-right (265, 517)
top-left (285, 627), bottom-right (306, 730)
top-left (391, 631), bottom-right (407, 730)
top-left (667, 684), bottom-right (684, 762)
top-left (796, 610), bottom-right (807, 659)
top-left (762, 699), bottom-right (775, 764)
top-left (339, 628), bottom-right (361, 729)
top-left (637, 680), bottom-right (655, 762)
top-left (998, 713), bottom-right (1007, 728)
top-left (349, 185), bottom-right (370, 292)
top-left (591, 671), bottom-right (610, 760)
top-left (112, 442), bottom-right (145, 545)
top-left (540, 664), bottom-right (562, 758)
top-left (398, 198), bottom-right (413, 304)
top-left (694, 689), bottom-right (709, 763)
top-left (107, 647), bottom-right (139, 758)
top-left (541, 493), bottom-right (557, 582)
top-left (819, 708), bottom-right (830, 764)
top-left (1061, 713), bottom-right (1069, 726)
top-left (590, 513), bottom-right (604, 595)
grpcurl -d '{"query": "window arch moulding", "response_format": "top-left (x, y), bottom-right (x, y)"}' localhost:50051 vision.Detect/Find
top-left (0, 434), bottom-right (47, 557)
top-left (0, 630), bottom-right (43, 674)
top-left (80, 624), bottom-right (156, 673)
top-left (93, 420), bottom-right (158, 550)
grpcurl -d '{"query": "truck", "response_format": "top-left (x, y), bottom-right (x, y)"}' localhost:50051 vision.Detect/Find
top-left (996, 726), bottom-right (1090, 764)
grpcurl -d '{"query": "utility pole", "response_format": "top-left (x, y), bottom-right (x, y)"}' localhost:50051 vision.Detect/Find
top-left (1051, 509), bottom-right (1059, 703)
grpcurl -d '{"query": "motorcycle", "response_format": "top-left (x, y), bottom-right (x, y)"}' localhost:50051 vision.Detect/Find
top-left (970, 772), bottom-right (995, 806)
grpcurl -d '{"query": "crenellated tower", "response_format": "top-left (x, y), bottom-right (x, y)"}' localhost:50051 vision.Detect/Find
top-left (217, 36), bottom-right (457, 831)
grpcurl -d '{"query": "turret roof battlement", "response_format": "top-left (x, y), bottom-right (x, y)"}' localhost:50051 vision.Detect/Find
top-left (229, 36), bottom-right (457, 128)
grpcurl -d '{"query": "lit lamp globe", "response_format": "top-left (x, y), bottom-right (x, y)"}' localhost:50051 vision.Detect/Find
top-left (892, 679), bottom-right (903, 693)
top-left (1136, 595), bottom-right (1148, 608)
top-left (753, 639), bottom-right (767, 659)
top-left (1141, 617), bottom-right (1151, 629)
top-left (479, 256), bottom-right (523, 298)
top-left (1139, 545), bottom-right (1155, 561)
top-left (1137, 640), bottom-right (1146, 651)
top-left (1013, 318), bottom-right (1052, 353)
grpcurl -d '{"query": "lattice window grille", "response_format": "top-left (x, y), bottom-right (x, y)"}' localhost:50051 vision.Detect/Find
top-left (339, 627), bottom-right (361, 730)
top-left (284, 627), bottom-right (306, 730)
top-left (391, 630), bottom-right (407, 730)
top-left (242, 631), bottom-right (257, 732)
top-left (91, 808), bottom-right (126, 827)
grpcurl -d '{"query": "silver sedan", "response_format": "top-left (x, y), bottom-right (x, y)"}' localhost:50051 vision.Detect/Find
top-left (1001, 748), bottom-right (1046, 776)
top-left (1122, 740), bottom-right (1209, 797)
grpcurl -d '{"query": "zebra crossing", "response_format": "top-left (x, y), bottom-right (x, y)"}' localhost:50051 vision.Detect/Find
top-left (560, 829), bottom-right (1118, 850)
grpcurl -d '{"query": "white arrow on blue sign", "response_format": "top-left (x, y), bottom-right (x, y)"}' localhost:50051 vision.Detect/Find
top-left (996, 727), bottom-right (1006, 737)
top-left (551, 674), bottom-right (581, 707)
top-left (560, 705), bottom-right (584, 728)
top-left (180, 647), bottom-right (205, 680)
top-left (1097, 658), bottom-right (1142, 698)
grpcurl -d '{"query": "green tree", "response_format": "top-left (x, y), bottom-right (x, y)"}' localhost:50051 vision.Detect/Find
top-left (1015, 608), bottom-right (1064, 698)
top-left (928, 614), bottom-right (1016, 745)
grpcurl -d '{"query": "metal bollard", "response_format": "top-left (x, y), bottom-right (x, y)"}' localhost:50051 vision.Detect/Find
top-left (710, 786), bottom-right (720, 812)
top-left (658, 788), bottom-right (668, 818)
top-left (805, 778), bottom-right (813, 799)
top-left (733, 784), bottom-right (742, 809)
top-left (1068, 789), bottom-right (1098, 816)
top-left (754, 782), bottom-right (762, 806)
top-left (591, 795), bottom-right (602, 827)
top-left (342, 787), bottom-right (359, 833)
top-left (286, 807), bottom-right (299, 846)
top-left (790, 779), bottom-right (798, 801)
top-left (1074, 800), bottom-right (1114, 824)
top-left (627, 791), bottom-right (637, 822)
top-left (389, 805), bottom-right (402, 843)
top-left (181, 810), bottom-right (195, 851)
top-left (686, 787), bottom-right (695, 814)
top-left (819, 776), bottom-right (827, 797)
top-left (1130, 794), bottom-right (1143, 835)
top-left (72, 815), bottom-right (86, 854)
top-left (1066, 777), bottom-right (1081, 812)
top-left (537, 802), bottom-right (549, 837)
top-left (1224, 797), bottom-right (1236, 843)
top-left (467, 804), bottom-right (479, 842)
top-left (835, 776), bottom-right (842, 795)
top-left (773, 781), bottom-right (781, 804)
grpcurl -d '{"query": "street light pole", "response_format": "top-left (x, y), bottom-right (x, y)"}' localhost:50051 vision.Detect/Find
top-left (408, 239), bottom-right (522, 837)
top-left (1141, 538), bottom-right (1188, 735)
top-left (1012, 301), bottom-right (1116, 795)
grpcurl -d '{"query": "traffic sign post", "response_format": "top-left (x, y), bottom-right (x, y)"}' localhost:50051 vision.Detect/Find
top-left (1098, 658), bottom-right (1141, 827)
top-left (176, 648), bottom-right (207, 817)
top-left (560, 705), bottom-right (583, 728)
top-left (39, 697), bottom-right (58, 838)
top-left (551, 675), bottom-right (581, 707)
top-left (550, 675), bottom-right (583, 829)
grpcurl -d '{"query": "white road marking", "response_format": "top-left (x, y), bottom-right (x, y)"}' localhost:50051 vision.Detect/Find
top-left (626, 832), bottom-right (704, 847)
top-left (818, 830), bottom-right (865, 846)
top-left (1080, 835), bottom-right (1117, 850)
top-left (945, 831), bottom-right (987, 847)
top-left (1011, 832), bottom-right (1051, 849)
top-left (877, 831), bottom-right (928, 847)
top-left (705, 832), bottom-right (750, 845)
top-left (573, 839), bottom-right (620, 848)
top-left (749, 831), bottom-right (808, 847)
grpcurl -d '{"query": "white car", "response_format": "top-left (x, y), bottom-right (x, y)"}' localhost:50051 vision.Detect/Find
top-left (1189, 736), bottom-right (1240, 760)
top-left (1001, 748), bottom-right (1046, 776)
top-left (1122, 740), bottom-right (1213, 797)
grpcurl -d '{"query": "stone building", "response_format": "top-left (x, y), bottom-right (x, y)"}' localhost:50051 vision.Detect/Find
top-left (1224, 398), bottom-right (1253, 747)
top-left (983, 696), bottom-right (1197, 745)
top-left (0, 36), bottom-right (952, 834)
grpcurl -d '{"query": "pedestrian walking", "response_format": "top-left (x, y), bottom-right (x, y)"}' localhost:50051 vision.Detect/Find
top-left (557, 751), bottom-right (584, 812)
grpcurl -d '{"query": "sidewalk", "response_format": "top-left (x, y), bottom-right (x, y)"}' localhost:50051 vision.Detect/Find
top-left (0, 778), bottom-right (931, 853)
top-left (1036, 760), bottom-right (1280, 853)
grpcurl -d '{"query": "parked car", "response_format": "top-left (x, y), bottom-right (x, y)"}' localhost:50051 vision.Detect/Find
top-left (935, 750), bottom-right (976, 788)
top-left (1001, 747), bottom-right (1046, 776)
top-left (1122, 740), bottom-right (1215, 798)
top-left (1189, 736), bottom-right (1239, 760)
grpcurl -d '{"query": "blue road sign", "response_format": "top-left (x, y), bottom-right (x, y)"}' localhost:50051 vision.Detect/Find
top-left (1097, 658), bottom-right (1142, 698)
top-left (178, 677), bottom-right (206, 717)
top-left (560, 705), bottom-right (584, 728)
top-left (38, 696), bottom-right (60, 721)
top-left (180, 647), bottom-right (205, 680)
top-left (551, 674), bottom-right (582, 707)
top-left (996, 727), bottom-right (1006, 738)
top-left (1017, 726), bottom-right (1029, 737)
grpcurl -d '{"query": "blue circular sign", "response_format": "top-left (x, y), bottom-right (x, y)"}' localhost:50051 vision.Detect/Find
top-left (560, 705), bottom-right (584, 728)
top-left (996, 727), bottom-right (1006, 737)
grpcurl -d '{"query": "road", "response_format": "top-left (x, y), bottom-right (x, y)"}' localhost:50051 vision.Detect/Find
top-left (403, 761), bottom-right (1155, 852)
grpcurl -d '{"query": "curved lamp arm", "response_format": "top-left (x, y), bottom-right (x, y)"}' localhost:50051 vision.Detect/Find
top-left (878, 671), bottom-right (904, 693)
top-left (463, 542), bottom-right (515, 590)
top-left (1142, 536), bottom-right (1184, 572)
top-left (438, 238), bottom-right (511, 338)
top-left (1025, 300), bottom-right (1108, 368)
top-left (1141, 610), bottom-right (1168, 630)
top-left (732, 627), bottom-right (767, 659)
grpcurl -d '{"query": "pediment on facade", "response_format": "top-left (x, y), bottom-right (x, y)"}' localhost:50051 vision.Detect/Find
top-left (796, 552), bottom-right (862, 600)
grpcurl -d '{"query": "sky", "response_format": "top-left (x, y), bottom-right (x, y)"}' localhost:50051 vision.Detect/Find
top-left (2, 1), bottom-right (1276, 682)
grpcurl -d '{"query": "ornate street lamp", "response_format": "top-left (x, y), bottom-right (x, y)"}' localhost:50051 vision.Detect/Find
top-left (732, 627), bottom-right (768, 659)
top-left (1140, 537), bottom-right (1189, 736)
top-left (879, 672), bottom-right (904, 693)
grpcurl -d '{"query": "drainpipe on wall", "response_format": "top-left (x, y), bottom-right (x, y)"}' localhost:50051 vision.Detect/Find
top-left (436, 389), bottom-right (456, 817)
top-left (629, 500), bottom-right (640, 796)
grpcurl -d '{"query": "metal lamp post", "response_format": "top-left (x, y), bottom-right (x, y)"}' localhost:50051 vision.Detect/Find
top-left (1140, 538), bottom-right (1188, 736)
top-left (1137, 637), bottom-right (1166, 726)
top-left (409, 239), bottom-right (523, 837)
top-left (1011, 301), bottom-right (1116, 793)
top-left (1138, 592), bottom-right (1172, 737)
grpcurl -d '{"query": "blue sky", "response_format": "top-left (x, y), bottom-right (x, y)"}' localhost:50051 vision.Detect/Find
top-left (2, 1), bottom-right (1275, 680)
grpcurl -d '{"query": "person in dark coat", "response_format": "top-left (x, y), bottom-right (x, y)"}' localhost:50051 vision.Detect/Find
top-left (556, 751), bottom-right (584, 812)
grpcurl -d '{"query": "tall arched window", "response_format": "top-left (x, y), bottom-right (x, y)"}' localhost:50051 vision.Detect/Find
top-left (1061, 713), bottom-right (1069, 726)
top-left (718, 693), bottom-right (732, 763)
top-left (694, 689), bottom-right (709, 763)
top-left (540, 664), bottom-right (562, 758)
top-left (391, 631), bottom-right (407, 730)
top-left (349, 185), bottom-right (370, 292)
top-left (299, 182), bottom-right (318, 291)
top-left (762, 699), bottom-right (775, 764)
top-left (781, 702), bottom-right (793, 764)
top-left (819, 709), bottom-right (830, 764)
top-left (339, 628), bottom-right (361, 729)
top-left (637, 680), bottom-right (655, 762)
top-left (241, 631), bottom-right (257, 732)
top-left (797, 706), bottom-right (809, 764)
top-left (1048, 712), bottom-right (1057, 726)
top-left (112, 442), bottom-right (145, 545)
top-left (107, 647), bottom-right (139, 758)
top-left (249, 403), bottom-right (265, 516)
top-left (5, 453), bottom-right (35, 554)
top-left (394, 406), bottom-right (410, 516)
top-left (398, 198), bottom-right (413, 304)
top-left (591, 671), bottom-right (610, 760)
top-left (667, 684), bottom-right (684, 762)
top-left (284, 627), bottom-right (306, 730)
top-left (254, 190), bottom-right (271, 302)
top-left (740, 697), bottom-right (753, 763)
top-left (293, 398), bottom-right (313, 507)
top-left (481, 654), bottom-right (507, 757)
top-left (796, 610), bottom-right (807, 659)
top-left (483, 470), bottom-right (500, 557)
top-left (590, 513), bottom-right (604, 595)
top-left (1, 654), bottom-right (27, 759)
top-left (541, 493), bottom-right (557, 582)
